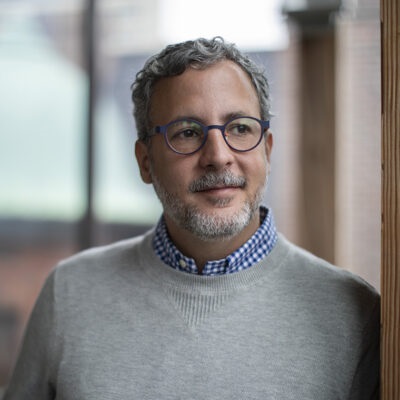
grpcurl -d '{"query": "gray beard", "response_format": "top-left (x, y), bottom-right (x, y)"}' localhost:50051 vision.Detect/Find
top-left (151, 170), bottom-right (265, 241)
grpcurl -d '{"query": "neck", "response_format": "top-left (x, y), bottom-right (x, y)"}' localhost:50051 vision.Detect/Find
top-left (164, 213), bottom-right (260, 273)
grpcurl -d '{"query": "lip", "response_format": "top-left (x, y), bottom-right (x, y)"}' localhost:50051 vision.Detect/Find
top-left (197, 186), bottom-right (240, 195)
top-left (198, 184), bottom-right (240, 190)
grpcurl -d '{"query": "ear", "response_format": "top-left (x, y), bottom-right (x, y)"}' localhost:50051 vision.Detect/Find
top-left (265, 131), bottom-right (273, 163)
top-left (135, 140), bottom-right (153, 184)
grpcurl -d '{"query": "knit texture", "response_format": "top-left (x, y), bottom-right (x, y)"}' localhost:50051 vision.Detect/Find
top-left (3, 231), bottom-right (380, 400)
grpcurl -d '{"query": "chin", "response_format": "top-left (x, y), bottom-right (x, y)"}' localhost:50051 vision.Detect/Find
top-left (177, 201), bottom-right (256, 241)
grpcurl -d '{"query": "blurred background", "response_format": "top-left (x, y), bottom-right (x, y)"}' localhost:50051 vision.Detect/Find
top-left (0, 0), bottom-right (380, 391)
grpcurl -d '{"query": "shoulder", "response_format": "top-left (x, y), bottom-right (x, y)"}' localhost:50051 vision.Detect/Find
top-left (274, 234), bottom-right (379, 325)
top-left (49, 229), bottom-right (156, 290)
top-left (276, 234), bottom-right (378, 290)
top-left (63, 228), bottom-right (153, 264)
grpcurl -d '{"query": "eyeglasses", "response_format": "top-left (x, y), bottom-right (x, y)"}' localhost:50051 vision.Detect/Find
top-left (150, 116), bottom-right (270, 155)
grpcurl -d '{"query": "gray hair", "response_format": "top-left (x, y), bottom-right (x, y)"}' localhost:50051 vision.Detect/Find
top-left (131, 37), bottom-right (271, 142)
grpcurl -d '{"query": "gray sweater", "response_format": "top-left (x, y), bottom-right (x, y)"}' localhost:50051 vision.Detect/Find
top-left (4, 231), bottom-right (380, 399)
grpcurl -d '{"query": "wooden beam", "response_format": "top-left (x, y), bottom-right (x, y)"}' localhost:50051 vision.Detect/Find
top-left (381, 0), bottom-right (400, 398)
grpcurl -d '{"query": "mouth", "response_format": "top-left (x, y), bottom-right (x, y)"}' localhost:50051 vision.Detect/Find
top-left (196, 185), bottom-right (241, 194)
top-left (189, 172), bottom-right (246, 194)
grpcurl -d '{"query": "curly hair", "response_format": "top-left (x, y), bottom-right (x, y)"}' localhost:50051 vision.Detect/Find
top-left (131, 37), bottom-right (271, 142)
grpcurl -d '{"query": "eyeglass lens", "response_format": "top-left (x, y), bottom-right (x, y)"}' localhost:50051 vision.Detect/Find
top-left (166, 117), bottom-right (263, 154)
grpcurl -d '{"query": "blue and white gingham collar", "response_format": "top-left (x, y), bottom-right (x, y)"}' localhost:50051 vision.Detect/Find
top-left (153, 206), bottom-right (278, 276)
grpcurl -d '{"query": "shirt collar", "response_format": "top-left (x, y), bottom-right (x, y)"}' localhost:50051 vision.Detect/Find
top-left (153, 206), bottom-right (278, 276)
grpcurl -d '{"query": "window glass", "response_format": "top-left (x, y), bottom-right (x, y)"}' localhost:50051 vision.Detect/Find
top-left (0, 0), bottom-right (288, 225)
top-left (0, 2), bottom-right (86, 221)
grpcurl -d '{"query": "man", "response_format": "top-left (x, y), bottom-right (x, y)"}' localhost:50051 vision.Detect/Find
top-left (4, 37), bottom-right (379, 399)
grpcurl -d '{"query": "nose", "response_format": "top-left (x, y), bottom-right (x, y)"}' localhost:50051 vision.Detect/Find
top-left (197, 128), bottom-right (234, 170)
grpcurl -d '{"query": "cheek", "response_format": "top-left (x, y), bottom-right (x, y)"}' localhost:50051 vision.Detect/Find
top-left (152, 159), bottom-right (193, 192)
top-left (243, 153), bottom-right (268, 181)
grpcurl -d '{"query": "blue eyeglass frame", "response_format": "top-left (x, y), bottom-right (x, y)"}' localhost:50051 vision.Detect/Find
top-left (150, 116), bottom-right (270, 155)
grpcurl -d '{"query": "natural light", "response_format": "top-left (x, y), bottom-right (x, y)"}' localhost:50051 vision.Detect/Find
top-left (159, 0), bottom-right (288, 51)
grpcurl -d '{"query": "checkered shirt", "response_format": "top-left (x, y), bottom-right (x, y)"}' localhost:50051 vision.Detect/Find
top-left (153, 206), bottom-right (278, 276)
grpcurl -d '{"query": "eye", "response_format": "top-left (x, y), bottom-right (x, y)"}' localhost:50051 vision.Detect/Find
top-left (227, 123), bottom-right (252, 136)
top-left (179, 129), bottom-right (200, 138)
top-left (168, 123), bottom-right (203, 142)
top-left (236, 124), bottom-right (250, 134)
top-left (226, 118), bottom-right (260, 139)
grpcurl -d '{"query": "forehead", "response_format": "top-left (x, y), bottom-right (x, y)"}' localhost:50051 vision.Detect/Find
top-left (150, 60), bottom-right (260, 124)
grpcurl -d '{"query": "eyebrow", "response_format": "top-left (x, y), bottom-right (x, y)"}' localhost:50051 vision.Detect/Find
top-left (223, 111), bottom-right (251, 121)
top-left (170, 111), bottom-right (252, 125)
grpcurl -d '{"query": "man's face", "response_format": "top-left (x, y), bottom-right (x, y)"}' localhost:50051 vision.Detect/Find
top-left (135, 60), bottom-right (273, 242)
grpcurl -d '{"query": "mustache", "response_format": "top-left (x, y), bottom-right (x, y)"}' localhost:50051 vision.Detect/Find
top-left (189, 171), bottom-right (246, 192)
